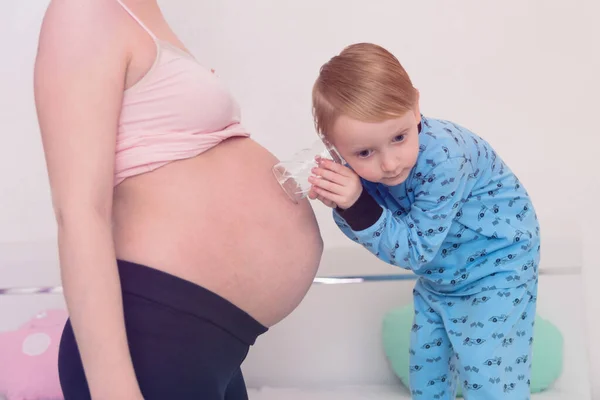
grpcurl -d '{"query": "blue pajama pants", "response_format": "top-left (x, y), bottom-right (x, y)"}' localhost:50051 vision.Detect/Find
top-left (409, 278), bottom-right (538, 399)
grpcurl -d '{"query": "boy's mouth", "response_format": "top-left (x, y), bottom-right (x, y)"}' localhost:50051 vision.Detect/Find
top-left (382, 170), bottom-right (406, 184)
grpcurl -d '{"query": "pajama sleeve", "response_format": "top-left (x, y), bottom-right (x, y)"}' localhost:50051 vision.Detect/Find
top-left (333, 156), bottom-right (474, 271)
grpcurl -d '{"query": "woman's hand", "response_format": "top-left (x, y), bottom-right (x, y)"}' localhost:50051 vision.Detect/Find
top-left (308, 157), bottom-right (362, 210)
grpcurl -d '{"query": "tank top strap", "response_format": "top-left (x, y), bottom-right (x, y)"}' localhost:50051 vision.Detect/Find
top-left (115, 0), bottom-right (158, 41)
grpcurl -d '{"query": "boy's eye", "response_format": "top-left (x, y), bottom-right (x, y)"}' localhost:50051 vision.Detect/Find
top-left (357, 150), bottom-right (372, 158)
top-left (393, 134), bottom-right (406, 142)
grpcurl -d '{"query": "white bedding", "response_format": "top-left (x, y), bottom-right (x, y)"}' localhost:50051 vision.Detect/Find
top-left (242, 274), bottom-right (592, 400)
top-left (248, 385), bottom-right (575, 400)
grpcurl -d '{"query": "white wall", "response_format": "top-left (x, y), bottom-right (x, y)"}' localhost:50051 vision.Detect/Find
top-left (581, 29), bottom-right (600, 395)
top-left (1, 0), bottom-right (598, 396)
top-left (0, 2), bottom-right (56, 243)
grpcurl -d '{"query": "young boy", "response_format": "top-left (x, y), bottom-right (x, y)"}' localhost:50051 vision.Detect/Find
top-left (308, 43), bottom-right (540, 399)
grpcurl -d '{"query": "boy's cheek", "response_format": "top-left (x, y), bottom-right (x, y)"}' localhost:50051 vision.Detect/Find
top-left (353, 166), bottom-right (379, 182)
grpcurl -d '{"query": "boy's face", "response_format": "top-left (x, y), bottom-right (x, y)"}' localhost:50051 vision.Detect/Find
top-left (329, 107), bottom-right (421, 186)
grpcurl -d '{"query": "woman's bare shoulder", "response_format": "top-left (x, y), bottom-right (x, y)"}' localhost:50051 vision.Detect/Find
top-left (38, 0), bottom-right (128, 52)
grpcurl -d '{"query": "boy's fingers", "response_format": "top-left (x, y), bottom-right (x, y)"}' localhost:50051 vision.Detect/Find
top-left (318, 194), bottom-right (335, 207)
top-left (323, 199), bottom-right (337, 208)
top-left (312, 187), bottom-right (335, 204)
top-left (326, 198), bottom-right (338, 208)
top-left (308, 186), bottom-right (335, 208)
top-left (309, 175), bottom-right (343, 194)
top-left (313, 187), bottom-right (345, 206)
top-left (318, 158), bottom-right (354, 178)
top-left (312, 167), bottom-right (347, 186)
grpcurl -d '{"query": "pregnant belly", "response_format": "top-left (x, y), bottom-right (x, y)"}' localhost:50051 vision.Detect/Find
top-left (112, 137), bottom-right (324, 326)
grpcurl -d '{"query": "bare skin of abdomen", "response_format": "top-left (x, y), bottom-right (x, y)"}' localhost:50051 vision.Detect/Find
top-left (112, 137), bottom-right (323, 327)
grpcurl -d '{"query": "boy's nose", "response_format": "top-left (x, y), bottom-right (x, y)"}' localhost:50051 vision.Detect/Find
top-left (381, 156), bottom-right (397, 173)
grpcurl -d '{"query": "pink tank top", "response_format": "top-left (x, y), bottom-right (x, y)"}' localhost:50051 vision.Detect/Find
top-left (114, 0), bottom-right (250, 186)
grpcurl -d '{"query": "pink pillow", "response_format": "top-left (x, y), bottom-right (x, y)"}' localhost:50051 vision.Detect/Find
top-left (0, 309), bottom-right (67, 400)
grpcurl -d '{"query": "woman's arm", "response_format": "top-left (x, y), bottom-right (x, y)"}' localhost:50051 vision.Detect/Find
top-left (34, 1), bottom-right (142, 398)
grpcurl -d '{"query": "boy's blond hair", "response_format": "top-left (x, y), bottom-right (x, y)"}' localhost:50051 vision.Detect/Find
top-left (312, 43), bottom-right (418, 137)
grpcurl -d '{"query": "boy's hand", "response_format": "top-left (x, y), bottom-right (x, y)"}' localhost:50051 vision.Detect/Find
top-left (308, 157), bottom-right (362, 210)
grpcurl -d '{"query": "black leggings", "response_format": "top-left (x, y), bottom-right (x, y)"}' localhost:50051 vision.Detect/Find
top-left (58, 260), bottom-right (268, 399)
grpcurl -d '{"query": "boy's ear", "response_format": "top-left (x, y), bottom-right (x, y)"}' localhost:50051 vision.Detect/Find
top-left (413, 88), bottom-right (421, 123)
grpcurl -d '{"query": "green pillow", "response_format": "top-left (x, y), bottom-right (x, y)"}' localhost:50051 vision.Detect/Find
top-left (382, 303), bottom-right (563, 396)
